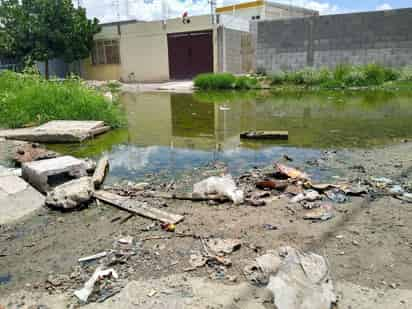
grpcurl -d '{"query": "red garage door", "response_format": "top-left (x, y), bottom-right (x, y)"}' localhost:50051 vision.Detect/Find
top-left (167, 30), bottom-right (213, 80)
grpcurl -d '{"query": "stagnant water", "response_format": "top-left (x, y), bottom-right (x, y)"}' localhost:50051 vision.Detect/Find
top-left (50, 90), bottom-right (412, 183)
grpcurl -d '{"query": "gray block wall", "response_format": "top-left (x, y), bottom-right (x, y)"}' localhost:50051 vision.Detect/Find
top-left (256, 8), bottom-right (412, 72)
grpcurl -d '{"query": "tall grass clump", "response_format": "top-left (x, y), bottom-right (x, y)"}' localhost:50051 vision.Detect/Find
top-left (0, 71), bottom-right (125, 129)
top-left (194, 73), bottom-right (259, 90)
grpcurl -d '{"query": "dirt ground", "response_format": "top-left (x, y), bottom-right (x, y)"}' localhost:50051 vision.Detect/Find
top-left (1, 141), bottom-right (412, 308)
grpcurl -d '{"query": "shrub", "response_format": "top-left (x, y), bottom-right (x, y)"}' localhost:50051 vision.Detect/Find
top-left (0, 71), bottom-right (125, 129)
top-left (194, 73), bottom-right (236, 90)
top-left (400, 67), bottom-right (412, 81)
top-left (362, 64), bottom-right (386, 85)
top-left (342, 67), bottom-right (368, 87)
top-left (382, 67), bottom-right (400, 82)
top-left (333, 64), bottom-right (352, 82)
top-left (234, 76), bottom-right (259, 89)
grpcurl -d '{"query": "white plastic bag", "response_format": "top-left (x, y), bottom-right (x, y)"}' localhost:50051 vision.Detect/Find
top-left (193, 174), bottom-right (244, 204)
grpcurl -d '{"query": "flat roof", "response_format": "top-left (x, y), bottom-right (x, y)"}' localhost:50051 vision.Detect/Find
top-left (216, 0), bottom-right (318, 14)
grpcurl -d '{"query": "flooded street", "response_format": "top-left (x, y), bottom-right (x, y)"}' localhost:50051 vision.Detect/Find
top-left (50, 90), bottom-right (412, 183)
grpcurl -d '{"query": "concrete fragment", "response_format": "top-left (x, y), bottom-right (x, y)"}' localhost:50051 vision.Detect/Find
top-left (45, 177), bottom-right (93, 210)
top-left (206, 239), bottom-right (242, 255)
top-left (22, 156), bottom-right (89, 193)
top-left (0, 165), bottom-right (21, 177)
top-left (13, 143), bottom-right (59, 165)
top-left (0, 120), bottom-right (110, 143)
top-left (0, 175), bottom-right (45, 224)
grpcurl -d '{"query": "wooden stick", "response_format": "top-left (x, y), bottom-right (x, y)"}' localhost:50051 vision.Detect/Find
top-left (92, 156), bottom-right (109, 189)
top-left (94, 190), bottom-right (184, 224)
top-left (151, 192), bottom-right (229, 202)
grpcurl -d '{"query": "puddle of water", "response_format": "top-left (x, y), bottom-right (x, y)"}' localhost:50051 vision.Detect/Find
top-left (0, 273), bottom-right (11, 285)
top-left (49, 90), bottom-right (412, 182)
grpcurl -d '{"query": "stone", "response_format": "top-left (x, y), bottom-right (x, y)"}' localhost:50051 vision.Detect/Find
top-left (0, 166), bottom-right (21, 177)
top-left (13, 143), bottom-right (59, 165)
top-left (45, 177), bottom-right (93, 210)
top-left (22, 156), bottom-right (90, 193)
top-left (0, 120), bottom-right (110, 143)
top-left (0, 175), bottom-right (45, 224)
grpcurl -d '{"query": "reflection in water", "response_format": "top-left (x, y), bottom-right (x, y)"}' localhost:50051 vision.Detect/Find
top-left (50, 90), bottom-right (412, 182)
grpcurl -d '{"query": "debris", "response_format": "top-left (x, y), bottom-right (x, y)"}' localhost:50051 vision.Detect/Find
top-left (0, 120), bottom-right (110, 143)
top-left (147, 289), bottom-right (158, 297)
top-left (45, 177), bottom-right (94, 210)
top-left (78, 251), bottom-right (108, 263)
top-left (74, 266), bottom-right (118, 303)
top-left (189, 254), bottom-right (208, 268)
top-left (205, 239), bottom-right (241, 255)
top-left (13, 143), bottom-right (58, 165)
top-left (265, 246), bottom-right (337, 309)
top-left (193, 175), bottom-right (244, 205)
top-left (371, 177), bottom-right (393, 185)
top-left (306, 182), bottom-right (337, 192)
top-left (92, 155), bottom-right (109, 189)
top-left (240, 131), bottom-right (288, 140)
top-left (285, 184), bottom-right (303, 195)
top-left (274, 163), bottom-right (309, 180)
top-left (325, 189), bottom-right (348, 203)
top-left (161, 223), bottom-right (176, 232)
top-left (256, 180), bottom-right (288, 191)
top-left (303, 203), bottom-right (334, 221)
top-left (243, 251), bottom-right (282, 285)
top-left (388, 185), bottom-right (404, 195)
top-left (118, 236), bottom-right (133, 245)
top-left (0, 166), bottom-right (21, 177)
top-left (94, 190), bottom-right (184, 224)
top-left (290, 190), bottom-right (321, 203)
top-left (133, 182), bottom-right (149, 191)
top-left (396, 193), bottom-right (412, 203)
top-left (22, 156), bottom-right (90, 193)
top-left (341, 184), bottom-right (368, 196)
top-left (283, 154), bottom-right (293, 161)
top-left (263, 224), bottom-right (278, 230)
top-left (219, 106), bottom-right (231, 111)
top-left (152, 191), bottom-right (230, 203)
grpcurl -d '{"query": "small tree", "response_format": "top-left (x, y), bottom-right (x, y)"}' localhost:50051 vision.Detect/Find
top-left (0, 0), bottom-right (101, 78)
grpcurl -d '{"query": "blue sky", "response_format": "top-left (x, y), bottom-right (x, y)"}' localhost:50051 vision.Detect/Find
top-left (79, 0), bottom-right (412, 22)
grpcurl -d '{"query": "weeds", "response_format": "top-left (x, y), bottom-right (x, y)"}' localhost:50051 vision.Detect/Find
top-left (0, 71), bottom-right (125, 129)
top-left (194, 73), bottom-right (259, 90)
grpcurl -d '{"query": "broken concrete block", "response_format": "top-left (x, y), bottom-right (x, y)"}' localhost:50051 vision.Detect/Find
top-left (46, 177), bottom-right (93, 210)
top-left (0, 175), bottom-right (45, 224)
top-left (14, 143), bottom-right (59, 165)
top-left (22, 156), bottom-right (90, 193)
top-left (0, 165), bottom-right (22, 177)
top-left (0, 120), bottom-right (110, 143)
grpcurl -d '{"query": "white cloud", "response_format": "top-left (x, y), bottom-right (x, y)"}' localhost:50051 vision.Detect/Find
top-left (376, 3), bottom-right (392, 11)
top-left (80, 0), bottom-right (341, 23)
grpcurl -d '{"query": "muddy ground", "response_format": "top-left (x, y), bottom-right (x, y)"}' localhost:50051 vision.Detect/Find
top-left (1, 141), bottom-right (412, 308)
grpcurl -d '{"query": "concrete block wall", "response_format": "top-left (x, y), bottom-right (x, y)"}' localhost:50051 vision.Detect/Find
top-left (256, 8), bottom-right (412, 72)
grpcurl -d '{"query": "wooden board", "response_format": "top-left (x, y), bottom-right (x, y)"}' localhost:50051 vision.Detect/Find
top-left (93, 190), bottom-right (184, 224)
top-left (240, 131), bottom-right (288, 140)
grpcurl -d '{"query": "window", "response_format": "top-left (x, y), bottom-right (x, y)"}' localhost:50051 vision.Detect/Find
top-left (91, 40), bottom-right (120, 65)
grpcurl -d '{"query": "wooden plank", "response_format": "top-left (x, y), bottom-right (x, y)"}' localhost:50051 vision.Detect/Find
top-left (240, 130), bottom-right (288, 140)
top-left (92, 156), bottom-right (109, 189)
top-left (93, 190), bottom-right (184, 224)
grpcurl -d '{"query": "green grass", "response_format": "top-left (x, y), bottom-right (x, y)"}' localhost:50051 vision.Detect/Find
top-left (269, 64), bottom-right (409, 89)
top-left (0, 71), bottom-right (125, 129)
top-left (194, 73), bottom-right (259, 90)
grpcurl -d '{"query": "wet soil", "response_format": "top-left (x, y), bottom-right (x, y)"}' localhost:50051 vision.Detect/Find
top-left (1, 141), bottom-right (412, 307)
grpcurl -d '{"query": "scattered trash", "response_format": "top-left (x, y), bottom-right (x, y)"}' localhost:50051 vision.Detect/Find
top-left (161, 223), bottom-right (176, 232)
top-left (341, 184), bottom-right (368, 196)
top-left (396, 193), bottom-right (412, 203)
top-left (283, 154), bottom-right (293, 161)
top-left (256, 180), bottom-right (288, 191)
top-left (290, 190), bottom-right (321, 203)
top-left (306, 182), bottom-right (337, 192)
top-left (303, 203), bottom-right (334, 221)
top-left (189, 254), bottom-right (208, 268)
top-left (264, 246), bottom-right (337, 309)
top-left (74, 266), bottom-right (119, 303)
top-left (371, 177), bottom-right (393, 185)
top-left (325, 189), bottom-right (348, 203)
top-left (219, 106), bottom-right (231, 111)
top-left (78, 251), bottom-right (108, 263)
top-left (240, 130), bottom-right (289, 140)
top-left (193, 175), bottom-right (244, 205)
top-left (118, 236), bottom-right (134, 245)
top-left (274, 163), bottom-right (309, 180)
top-left (263, 224), bottom-right (278, 230)
top-left (206, 239), bottom-right (241, 255)
top-left (243, 250), bottom-right (282, 285)
top-left (388, 185), bottom-right (404, 195)
top-left (147, 289), bottom-right (158, 297)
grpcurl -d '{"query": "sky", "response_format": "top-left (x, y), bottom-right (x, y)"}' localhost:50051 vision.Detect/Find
top-left (77, 0), bottom-right (412, 23)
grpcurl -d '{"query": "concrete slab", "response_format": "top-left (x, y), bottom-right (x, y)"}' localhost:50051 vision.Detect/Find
top-left (0, 120), bottom-right (110, 143)
top-left (0, 175), bottom-right (45, 225)
top-left (22, 156), bottom-right (89, 193)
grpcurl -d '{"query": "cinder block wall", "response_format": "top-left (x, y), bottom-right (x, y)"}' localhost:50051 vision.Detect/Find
top-left (218, 27), bottom-right (254, 74)
top-left (256, 8), bottom-right (412, 72)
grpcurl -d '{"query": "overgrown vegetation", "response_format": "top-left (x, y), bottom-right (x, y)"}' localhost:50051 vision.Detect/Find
top-left (194, 73), bottom-right (259, 90)
top-left (0, 71), bottom-right (125, 129)
top-left (270, 64), bottom-right (410, 89)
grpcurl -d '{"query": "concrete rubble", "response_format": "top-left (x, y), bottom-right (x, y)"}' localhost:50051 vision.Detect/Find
top-left (45, 177), bottom-right (94, 210)
top-left (0, 175), bottom-right (45, 224)
top-left (0, 120), bottom-right (110, 143)
top-left (22, 155), bottom-right (90, 193)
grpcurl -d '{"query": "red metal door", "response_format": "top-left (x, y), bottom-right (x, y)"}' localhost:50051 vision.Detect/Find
top-left (168, 30), bottom-right (213, 80)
